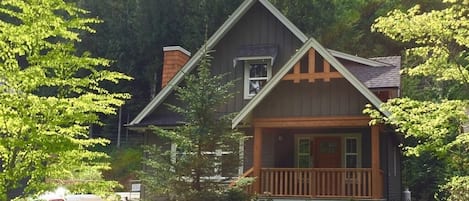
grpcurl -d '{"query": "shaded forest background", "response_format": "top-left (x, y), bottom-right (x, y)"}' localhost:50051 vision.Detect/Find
top-left (74, 0), bottom-right (451, 200)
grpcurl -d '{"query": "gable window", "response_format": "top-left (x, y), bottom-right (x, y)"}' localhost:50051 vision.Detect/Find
top-left (244, 59), bottom-right (272, 99)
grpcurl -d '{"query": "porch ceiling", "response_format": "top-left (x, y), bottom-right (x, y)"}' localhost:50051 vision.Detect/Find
top-left (253, 116), bottom-right (371, 128)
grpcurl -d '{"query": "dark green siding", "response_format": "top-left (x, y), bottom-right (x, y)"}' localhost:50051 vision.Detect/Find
top-left (253, 79), bottom-right (369, 118)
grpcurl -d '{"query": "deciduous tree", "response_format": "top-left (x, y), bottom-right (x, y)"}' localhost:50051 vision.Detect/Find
top-left (0, 0), bottom-right (131, 200)
top-left (369, 0), bottom-right (469, 200)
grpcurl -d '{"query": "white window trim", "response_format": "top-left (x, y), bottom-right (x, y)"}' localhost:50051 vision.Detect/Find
top-left (344, 137), bottom-right (362, 168)
top-left (296, 137), bottom-right (312, 168)
top-left (243, 59), bottom-right (272, 99)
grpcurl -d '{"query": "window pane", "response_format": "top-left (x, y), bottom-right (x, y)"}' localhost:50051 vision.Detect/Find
top-left (298, 155), bottom-right (310, 168)
top-left (221, 153), bottom-right (238, 177)
top-left (346, 155), bottom-right (357, 168)
top-left (249, 63), bottom-right (267, 78)
top-left (298, 139), bottom-right (310, 154)
top-left (346, 138), bottom-right (357, 153)
top-left (249, 80), bottom-right (266, 95)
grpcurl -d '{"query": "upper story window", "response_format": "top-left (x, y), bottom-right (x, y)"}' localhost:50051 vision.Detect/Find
top-left (233, 44), bottom-right (277, 99)
top-left (244, 59), bottom-right (272, 99)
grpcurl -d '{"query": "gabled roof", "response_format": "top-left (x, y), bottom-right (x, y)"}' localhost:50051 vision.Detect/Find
top-left (129, 0), bottom-right (394, 127)
top-left (231, 38), bottom-right (390, 128)
top-left (128, 0), bottom-right (307, 126)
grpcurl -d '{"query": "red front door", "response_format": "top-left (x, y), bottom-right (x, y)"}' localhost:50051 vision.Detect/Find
top-left (314, 137), bottom-right (341, 168)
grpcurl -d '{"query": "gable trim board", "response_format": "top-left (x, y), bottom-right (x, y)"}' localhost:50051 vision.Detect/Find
top-left (231, 38), bottom-right (390, 128)
top-left (129, 0), bottom-right (308, 126)
top-left (128, 0), bottom-right (389, 126)
top-left (328, 49), bottom-right (392, 67)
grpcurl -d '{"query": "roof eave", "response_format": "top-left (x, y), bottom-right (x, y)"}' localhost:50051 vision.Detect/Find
top-left (328, 49), bottom-right (392, 67)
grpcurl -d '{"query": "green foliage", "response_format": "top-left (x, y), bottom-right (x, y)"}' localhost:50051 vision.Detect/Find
top-left (270, 0), bottom-right (404, 56)
top-left (370, 0), bottom-right (469, 200)
top-left (139, 49), bottom-right (246, 201)
top-left (440, 176), bottom-right (469, 201)
top-left (0, 0), bottom-right (131, 200)
top-left (103, 147), bottom-right (142, 191)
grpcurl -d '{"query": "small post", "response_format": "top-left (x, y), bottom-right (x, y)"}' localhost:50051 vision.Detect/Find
top-left (403, 188), bottom-right (411, 201)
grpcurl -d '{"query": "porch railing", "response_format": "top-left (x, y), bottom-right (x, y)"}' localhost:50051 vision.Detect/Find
top-left (260, 168), bottom-right (378, 198)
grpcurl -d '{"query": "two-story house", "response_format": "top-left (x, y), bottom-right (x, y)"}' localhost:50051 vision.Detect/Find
top-left (127, 0), bottom-right (402, 200)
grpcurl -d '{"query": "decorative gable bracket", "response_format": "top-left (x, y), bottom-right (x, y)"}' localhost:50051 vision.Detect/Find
top-left (282, 48), bottom-right (343, 83)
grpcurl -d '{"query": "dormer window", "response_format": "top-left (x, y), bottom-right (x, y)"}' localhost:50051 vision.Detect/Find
top-left (244, 59), bottom-right (272, 99)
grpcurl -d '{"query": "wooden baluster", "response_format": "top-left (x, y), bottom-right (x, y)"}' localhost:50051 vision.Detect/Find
top-left (340, 170), bottom-right (347, 196)
top-left (367, 170), bottom-right (372, 197)
top-left (358, 170), bottom-right (362, 197)
top-left (288, 170), bottom-right (292, 195)
top-left (268, 170), bottom-right (273, 194)
top-left (311, 169), bottom-right (317, 198)
top-left (299, 170), bottom-right (303, 195)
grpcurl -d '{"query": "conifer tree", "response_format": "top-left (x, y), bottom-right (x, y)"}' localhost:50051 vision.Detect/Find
top-left (140, 49), bottom-right (245, 201)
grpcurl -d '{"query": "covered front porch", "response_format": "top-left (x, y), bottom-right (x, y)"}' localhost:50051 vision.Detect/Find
top-left (236, 116), bottom-right (384, 200)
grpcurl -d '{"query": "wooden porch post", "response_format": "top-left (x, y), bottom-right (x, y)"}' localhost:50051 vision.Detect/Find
top-left (371, 124), bottom-right (382, 199)
top-left (253, 127), bottom-right (263, 193)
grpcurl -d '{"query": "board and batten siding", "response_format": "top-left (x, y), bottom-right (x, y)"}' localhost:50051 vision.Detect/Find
top-left (210, 1), bottom-right (303, 114)
top-left (253, 78), bottom-right (369, 118)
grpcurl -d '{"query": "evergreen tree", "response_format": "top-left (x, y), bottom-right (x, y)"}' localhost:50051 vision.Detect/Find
top-left (139, 49), bottom-right (245, 201)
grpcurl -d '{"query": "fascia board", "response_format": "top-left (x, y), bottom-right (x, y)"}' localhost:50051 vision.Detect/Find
top-left (328, 49), bottom-right (391, 67)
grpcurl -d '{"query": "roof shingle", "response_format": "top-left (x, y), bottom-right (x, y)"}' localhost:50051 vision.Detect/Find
top-left (342, 56), bottom-right (401, 89)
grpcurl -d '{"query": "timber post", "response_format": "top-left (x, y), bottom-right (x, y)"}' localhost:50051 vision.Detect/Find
top-left (253, 127), bottom-right (263, 193)
top-left (371, 124), bottom-right (383, 199)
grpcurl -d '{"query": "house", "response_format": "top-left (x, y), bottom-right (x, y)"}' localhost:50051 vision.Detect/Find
top-left (127, 0), bottom-right (402, 200)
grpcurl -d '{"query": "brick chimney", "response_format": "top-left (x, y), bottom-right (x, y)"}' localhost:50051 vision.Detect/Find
top-left (161, 46), bottom-right (191, 88)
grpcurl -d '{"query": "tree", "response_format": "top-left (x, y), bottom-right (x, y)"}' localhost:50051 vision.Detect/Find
top-left (139, 49), bottom-right (246, 201)
top-left (368, 0), bottom-right (469, 200)
top-left (269, 0), bottom-right (404, 57)
top-left (0, 0), bottom-right (131, 200)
